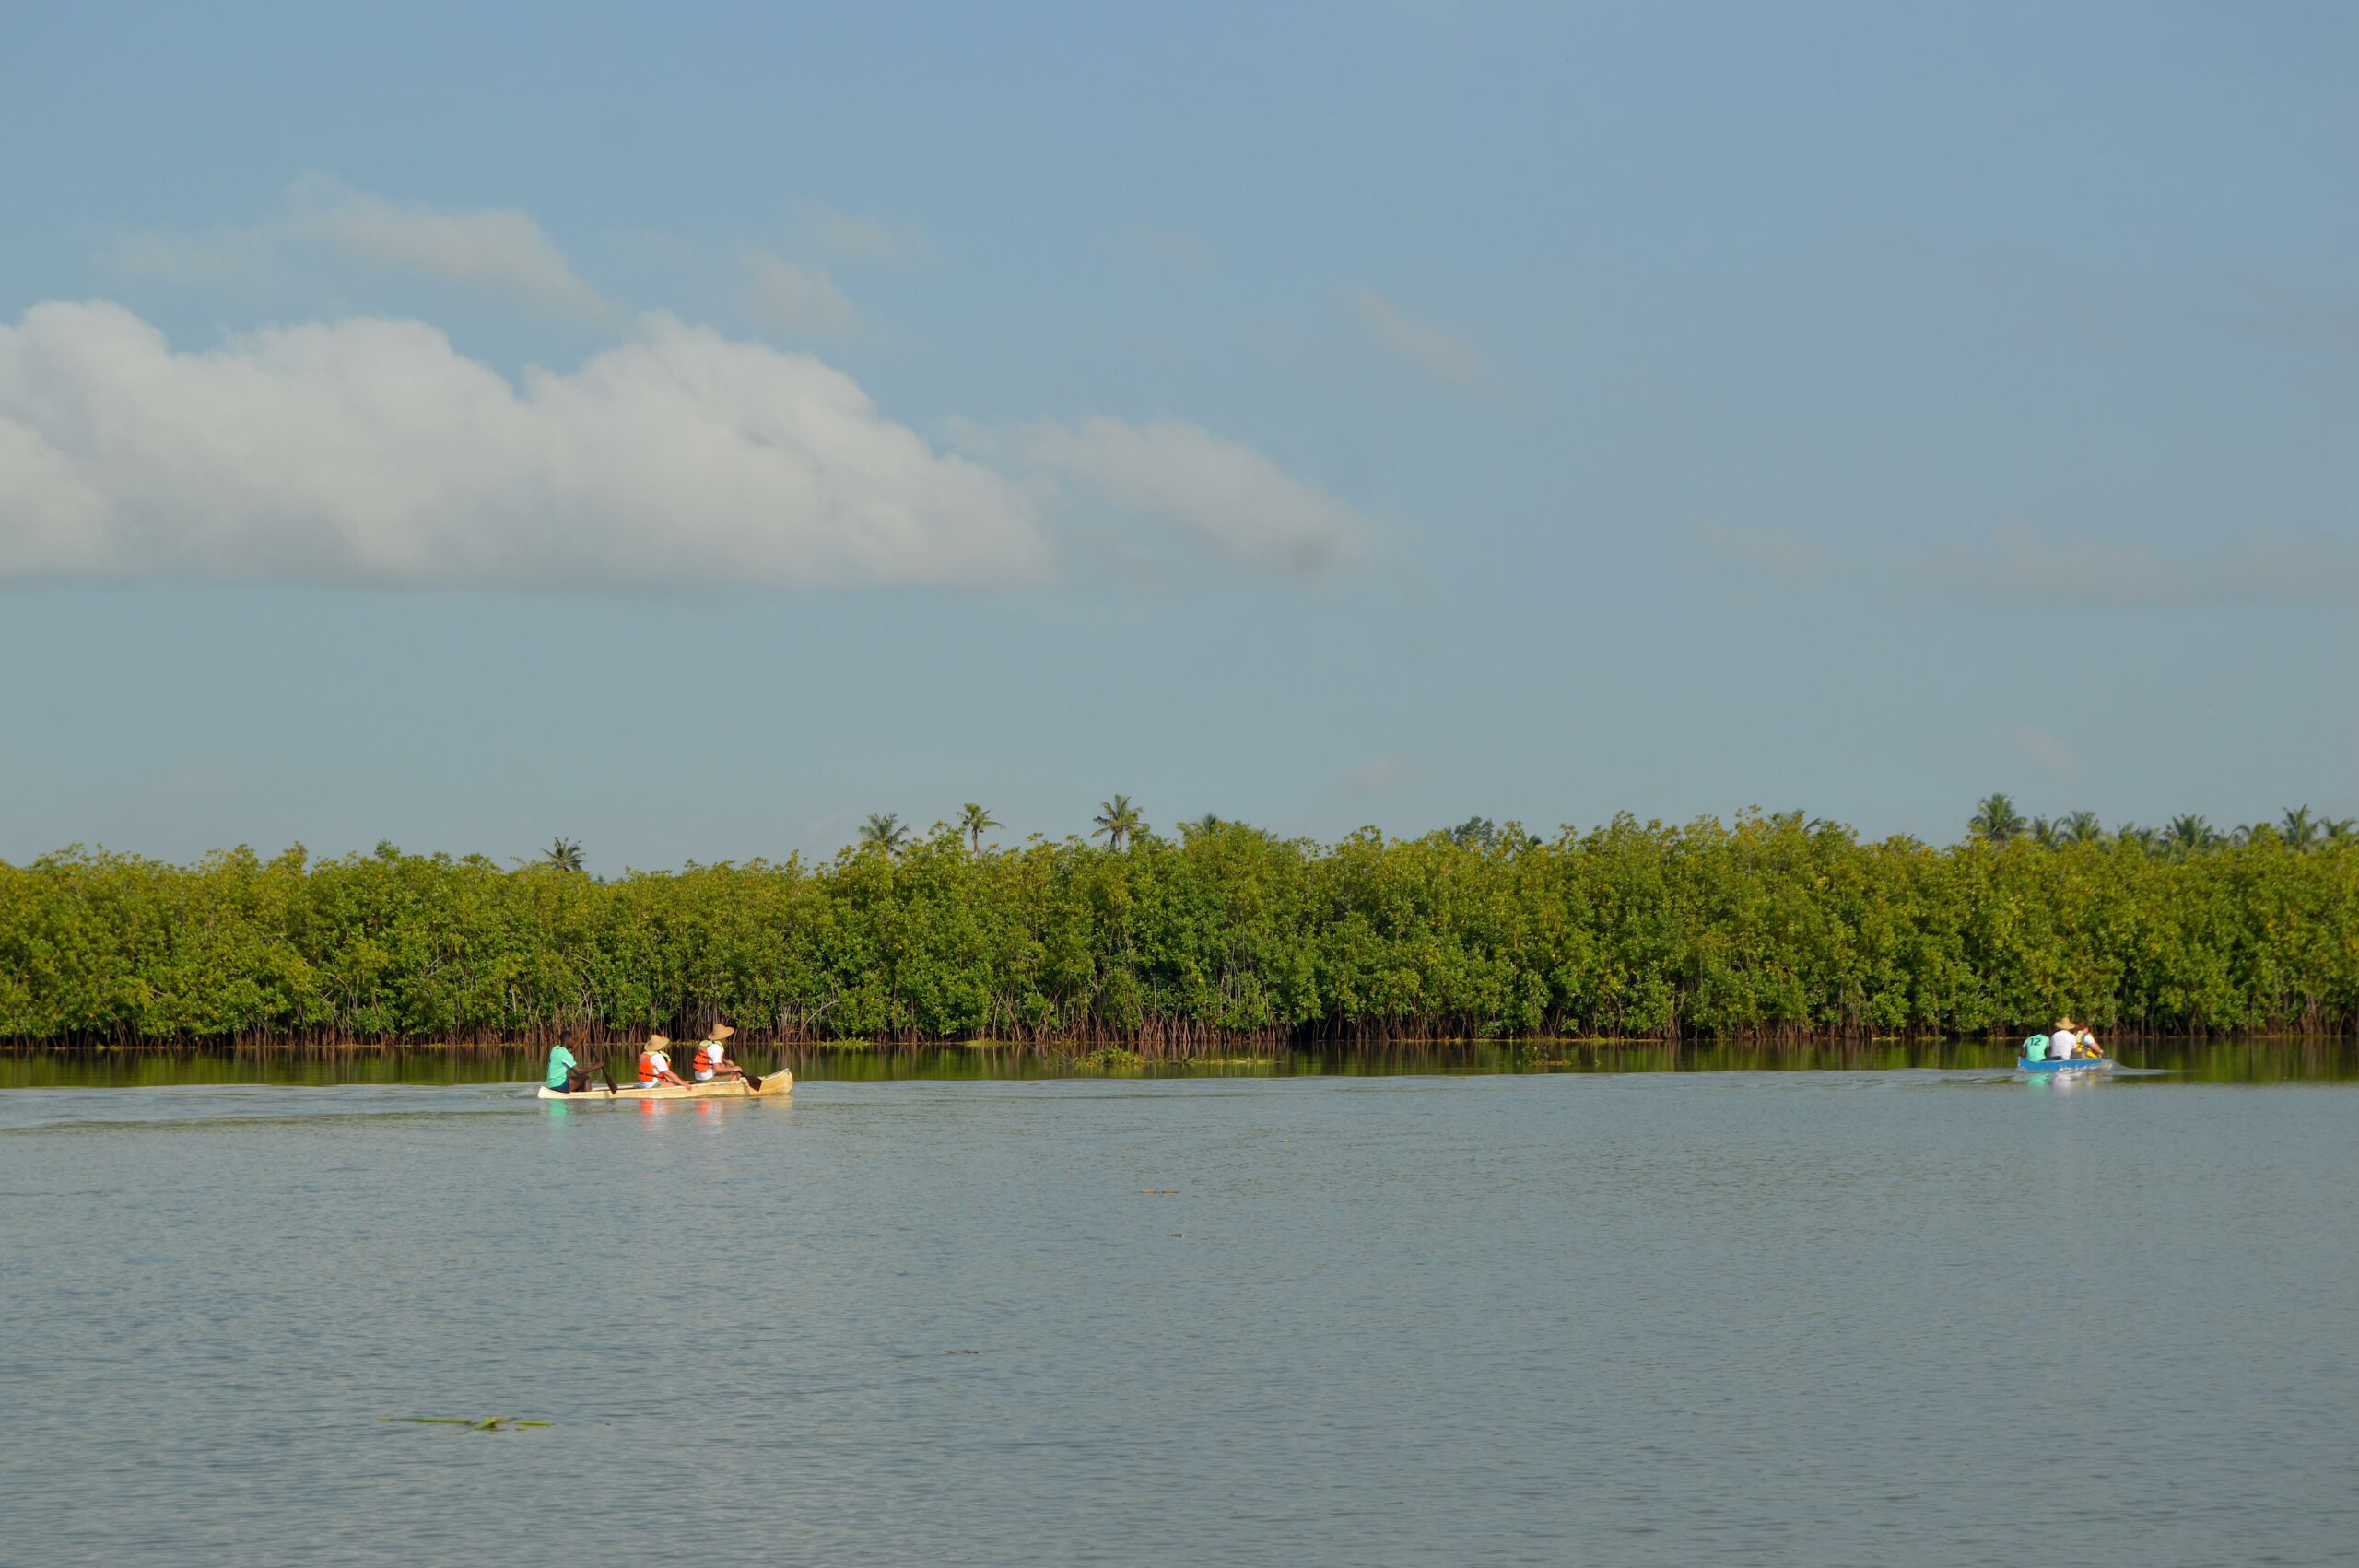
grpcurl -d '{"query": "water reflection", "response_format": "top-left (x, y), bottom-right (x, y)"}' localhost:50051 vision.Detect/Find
top-left (2020, 1068), bottom-right (2109, 1094)
top-left (3, 1036), bottom-right (2353, 1088)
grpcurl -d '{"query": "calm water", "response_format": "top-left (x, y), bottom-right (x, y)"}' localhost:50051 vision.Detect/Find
top-left (3, 1056), bottom-right (2354, 1564)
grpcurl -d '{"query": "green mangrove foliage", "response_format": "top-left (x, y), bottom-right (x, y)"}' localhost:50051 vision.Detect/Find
top-left (4, 813), bottom-right (2355, 1047)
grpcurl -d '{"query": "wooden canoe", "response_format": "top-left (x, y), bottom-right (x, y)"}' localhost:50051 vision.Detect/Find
top-left (537, 1072), bottom-right (792, 1102)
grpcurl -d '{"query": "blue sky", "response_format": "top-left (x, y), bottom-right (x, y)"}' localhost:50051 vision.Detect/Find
top-left (3, 1), bottom-right (2353, 871)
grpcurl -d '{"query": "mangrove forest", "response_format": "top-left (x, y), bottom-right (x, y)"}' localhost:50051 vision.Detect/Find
top-left (4, 803), bottom-right (2355, 1049)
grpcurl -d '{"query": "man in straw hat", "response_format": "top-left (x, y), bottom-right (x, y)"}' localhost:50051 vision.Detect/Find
top-left (692, 1023), bottom-right (746, 1083)
top-left (636, 1034), bottom-right (688, 1090)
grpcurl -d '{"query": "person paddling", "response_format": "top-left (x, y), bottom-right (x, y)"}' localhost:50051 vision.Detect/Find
top-left (545, 1029), bottom-right (597, 1094)
top-left (2050, 1017), bottom-right (2104, 1059)
top-left (636, 1034), bottom-right (688, 1089)
top-left (692, 1024), bottom-right (745, 1084)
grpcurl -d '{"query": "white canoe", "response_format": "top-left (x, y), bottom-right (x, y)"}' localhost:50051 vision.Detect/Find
top-left (537, 1072), bottom-right (792, 1102)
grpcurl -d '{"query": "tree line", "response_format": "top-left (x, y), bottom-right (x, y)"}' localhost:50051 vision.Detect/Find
top-left (1966, 794), bottom-right (2354, 854)
top-left (4, 803), bottom-right (2354, 1049)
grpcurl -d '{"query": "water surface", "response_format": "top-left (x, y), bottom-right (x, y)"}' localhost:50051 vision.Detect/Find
top-left (3, 1059), bottom-right (2353, 1564)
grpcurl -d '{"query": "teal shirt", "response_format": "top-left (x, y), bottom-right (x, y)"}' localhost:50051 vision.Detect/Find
top-left (545, 1044), bottom-right (578, 1088)
top-left (2024, 1035), bottom-right (2048, 1061)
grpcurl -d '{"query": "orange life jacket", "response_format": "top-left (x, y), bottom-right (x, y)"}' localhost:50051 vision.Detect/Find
top-left (698, 1042), bottom-right (725, 1071)
top-left (638, 1050), bottom-right (664, 1082)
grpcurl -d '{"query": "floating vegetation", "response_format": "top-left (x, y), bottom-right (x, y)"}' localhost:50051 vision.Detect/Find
top-left (383, 1417), bottom-right (551, 1432)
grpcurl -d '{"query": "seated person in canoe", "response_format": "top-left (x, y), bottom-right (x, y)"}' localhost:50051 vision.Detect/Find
top-left (636, 1035), bottom-right (690, 1089)
top-left (2053, 1018), bottom-right (2103, 1058)
top-left (2026, 1019), bottom-right (2103, 1061)
top-left (545, 1030), bottom-right (597, 1094)
top-left (692, 1023), bottom-right (746, 1083)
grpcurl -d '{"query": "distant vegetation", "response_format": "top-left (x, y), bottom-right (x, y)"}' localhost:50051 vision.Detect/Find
top-left (3, 802), bottom-right (2354, 1049)
top-left (1966, 794), bottom-right (2352, 855)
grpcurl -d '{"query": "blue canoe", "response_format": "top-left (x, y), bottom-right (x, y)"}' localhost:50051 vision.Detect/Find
top-left (2017, 1055), bottom-right (2113, 1072)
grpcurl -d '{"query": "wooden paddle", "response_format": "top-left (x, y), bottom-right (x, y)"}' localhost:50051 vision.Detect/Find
top-left (702, 1035), bottom-right (759, 1090)
top-left (597, 1057), bottom-right (620, 1095)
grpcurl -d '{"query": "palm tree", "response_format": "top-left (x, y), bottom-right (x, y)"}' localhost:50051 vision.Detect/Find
top-left (2325, 817), bottom-right (2358, 847)
top-left (2028, 815), bottom-right (2062, 848)
top-left (2280, 805), bottom-right (2320, 852)
top-left (1446, 816), bottom-right (1505, 850)
top-left (2164, 814), bottom-right (2214, 857)
top-left (2062, 811), bottom-right (2107, 845)
top-left (1092, 794), bottom-right (1143, 852)
top-left (2114, 822), bottom-right (2157, 855)
top-left (1180, 813), bottom-right (1225, 837)
top-left (1969, 793), bottom-right (2026, 846)
top-left (858, 813), bottom-right (910, 854)
top-left (542, 837), bottom-right (585, 872)
top-left (956, 802), bottom-right (999, 854)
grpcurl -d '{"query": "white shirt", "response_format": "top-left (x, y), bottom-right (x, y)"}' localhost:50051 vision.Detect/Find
top-left (2049, 1029), bottom-right (2075, 1058)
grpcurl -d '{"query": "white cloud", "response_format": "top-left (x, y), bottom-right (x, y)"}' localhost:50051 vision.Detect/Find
top-left (1346, 287), bottom-right (1496, 395)
top-left (810, 208), bottom-right (926, 268)
top-left (1121, 227), bottom-right (1214, 272)
top-left (1694, 521), bottom-right (2359, 607)
top-left (1916, 524), bottom-right (2359, 606)
top-left (281, 176), bottom-right (608, 316)
top-left (2222, 275), bottom-right (2359, 366)
top-left (105, 227), bottom-right (281, 286)
top-left (740, 250), bottom-right (862, 337)
top-left (1015, 416), bottom-right (1370, 573)
top-left (0, 301), bottom-right (1050, 590)
top-left (1690, 521), bottom-right (1831, 583)
top-left (2009, 725), bottom-right (2080, 778)
top-left (104, 176), bottom-right (609, 317)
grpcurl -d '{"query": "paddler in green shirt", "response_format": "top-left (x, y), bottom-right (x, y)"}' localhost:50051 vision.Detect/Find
top-left (545, 1031), bottom-right (595, 1094)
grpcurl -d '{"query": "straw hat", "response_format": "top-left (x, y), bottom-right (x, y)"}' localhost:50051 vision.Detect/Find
top-left (646, 1033), bottom-right (672, 1048)
top-left (707, 1023), bottom-right (735, 1041)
